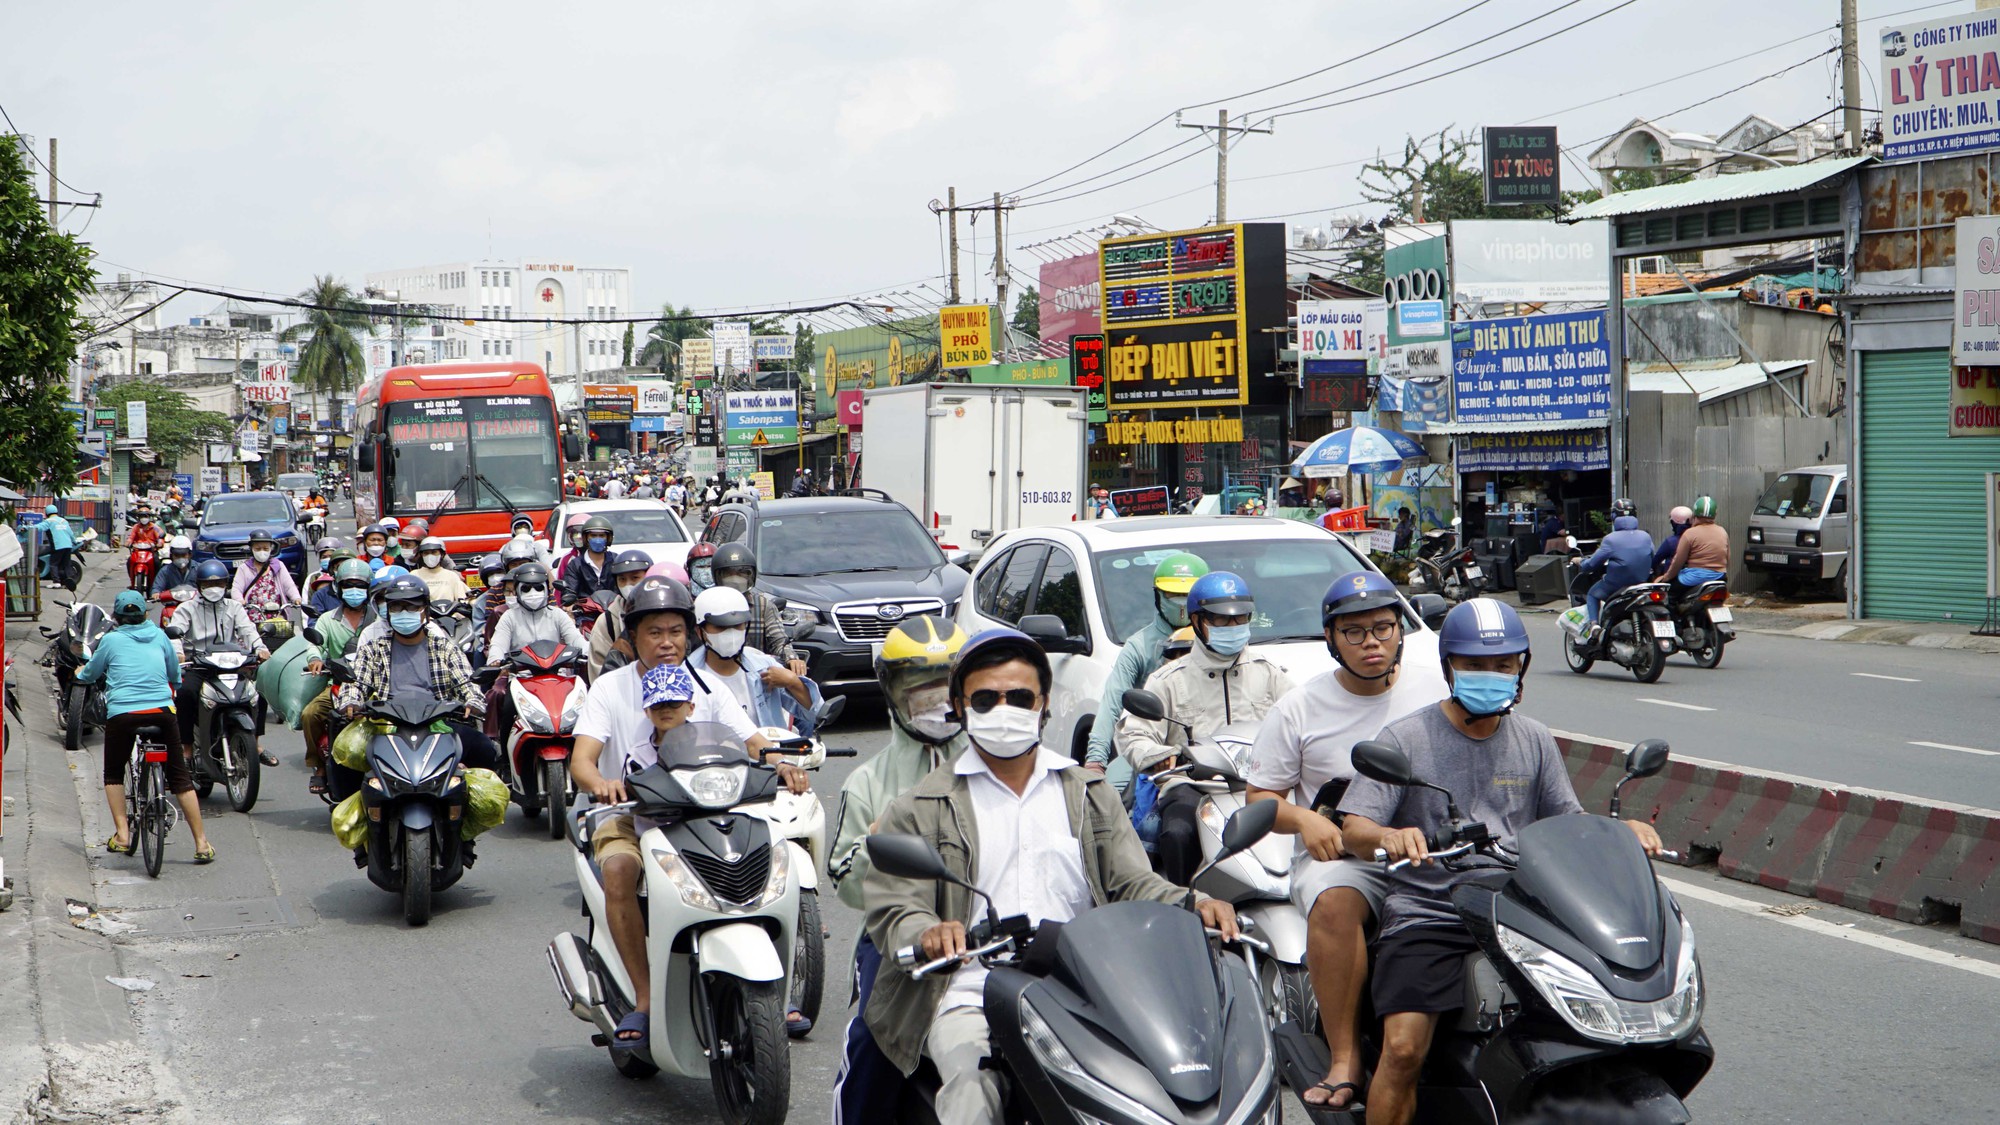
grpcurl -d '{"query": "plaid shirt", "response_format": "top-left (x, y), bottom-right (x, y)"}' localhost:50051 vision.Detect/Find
top-left (746, 588), bottom-right (798, 665)
top-left (339, 629), bottom-right (481, 712)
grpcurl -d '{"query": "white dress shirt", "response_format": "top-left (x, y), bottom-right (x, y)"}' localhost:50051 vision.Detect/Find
top-left (938, 746), bottom-right (1091, 1015)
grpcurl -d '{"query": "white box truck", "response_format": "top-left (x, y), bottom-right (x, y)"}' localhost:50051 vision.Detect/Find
top-left (860, 382), bottom-right (1087, 557)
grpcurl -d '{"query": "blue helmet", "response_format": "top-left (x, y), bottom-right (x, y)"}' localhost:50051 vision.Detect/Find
top-left (193, 559), bottom-right (231, 585)
top-left (1186, 571), bottom-right (1254, 618)
top-left (44, 503), bottom-right (59, 515)
top-left (949, 626), bottom-right (1052, 702)
top-left (1322, 569), bottom-right (1402, 623)
top-left (369, 564), bottom-right (410, 592)
top-left (1437, 598), bottom-right (1529, 659)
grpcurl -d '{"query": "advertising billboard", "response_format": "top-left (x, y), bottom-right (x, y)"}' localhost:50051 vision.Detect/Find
top-left (1482, 126), bottom-right (1561, 206)
top-left (1383, 231), bottom-right (1449, 347)
top-left (939, 304), bottom-right (995, 367)
top-left (682, 338), bottom-right (714, 387)
top-left (711, 321), bottom-right (752, 374)
top-left (1880, 12), bottom-right (2000, 161)
top-left (724, 390), bottom-right (798, 445)
top-left (753, 335), bottom-right (795, 362)
top-left (1070, 334), bottom-right (1108, 423)
top-left (818, 319), bottom-right (942, 391)
top-left (969, 358), bottom-right (1070, 386)
top-left (1955, 215), bottom-right (2000, 362)
top-left (1456, 429), bottom-right (1608, 471)
top-left (1451, 220), bottom-right (1611, 303)
top-left (1097, 222), bottom-right (1286, 408)
top-left (1038, 253), bottom-right (1102, 346)
top-left (582, 383), bottom-right (637, 421)
top-left (1451, 310), bottom-right (1612, 425)
top-left (1296, 300), bottom-right (1381, 360)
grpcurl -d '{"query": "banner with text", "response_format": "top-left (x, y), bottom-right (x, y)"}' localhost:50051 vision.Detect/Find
top-left (712, 322), bottom-right (752, 374)
top-left (1296, 300), bottom-right (1382, 360)
top-left (724, 390), bottom-right (798, 446)
top-left (1880, 12), bottom-right (2000, 162)
top-left (1451, 310), bottom-right (1611, 425)
top-left (1454, 428), bottom-right (1609, 472)
top-left (939, 304), bottom-right (995, 367)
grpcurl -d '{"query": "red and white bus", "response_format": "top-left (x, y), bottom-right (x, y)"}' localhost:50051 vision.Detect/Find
top-left (351, 363), bottom-right (580, 558)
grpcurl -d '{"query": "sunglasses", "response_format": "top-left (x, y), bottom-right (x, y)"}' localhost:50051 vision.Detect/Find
top-left (966, 688), bottom-right (1040, 713)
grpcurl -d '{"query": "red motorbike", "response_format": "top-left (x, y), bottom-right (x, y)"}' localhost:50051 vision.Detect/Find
top-left (487, 639), bottom-right (590, 840)
top-left (127, 542), bottom-right (159, 592)
top-left (154, 584), bottom-right (187, 627)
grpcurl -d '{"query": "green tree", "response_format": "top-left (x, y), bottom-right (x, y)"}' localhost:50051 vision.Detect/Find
top-left (793, 322), bottom-right (818, 417)
top-left (621, 323), bottom-right (634, 366)
top-left (1011, 286), bottom-right (1039, 340)
top-left (0, 138), bottom-right (96, 494)
top-left (279, 275), bottom-right (370, 419)
top-left (638, 302), bottom-right (709, 375)
top-left (95, 382), bottom-right (230, 466)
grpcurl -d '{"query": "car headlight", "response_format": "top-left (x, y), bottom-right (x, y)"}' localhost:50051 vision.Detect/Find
top-left (1747, 527), bottom-right (1763, 544)
top-left (651, 847), bottom-right (721, 911)
top-left (1496, 918), bottom-right (1701, 1044)
top-left (1019, 1000), bottom-right (1178, 1125)
top-left (677, 765), bottom-right (748, 808)
top-left (1798, 530), bottom-right (1820, 548)
top-left (778, 603), bottom-right (825, 627)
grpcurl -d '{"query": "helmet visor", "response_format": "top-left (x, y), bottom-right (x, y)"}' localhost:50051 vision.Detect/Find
top-left (881, 664), bottom-right (957, 743)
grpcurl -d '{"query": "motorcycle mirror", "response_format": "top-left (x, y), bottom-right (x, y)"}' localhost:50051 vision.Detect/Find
top-left (163, 621), bottom-right (188, 639)
top-left (302, 625), bottom-right (323, 646)
top-left (816, 694), bottom-right (847, 727)
top-left (1213, 798), bottom-right (1279, 863)
top-left (1408, 592), bottom-right (1450, 632)
top-left (1351, 740), bottom-right (1418, 786)
top-left (1185, 762), bottom-right (1245, 787)
top-left (1121, 687), bottom-right (1168, 723)
top-left (866, 833), bottom-right (959, 883)
top-left (326, 658), bottom-right (355, 684)
top-left (1624, 739), bottom-right (1670, 780)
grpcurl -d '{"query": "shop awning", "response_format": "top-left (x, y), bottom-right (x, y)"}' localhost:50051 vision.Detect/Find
top-left (1426, 417), bottom-right (1608, 435)
top-left (1628, 359), bottom-right (1808, 404)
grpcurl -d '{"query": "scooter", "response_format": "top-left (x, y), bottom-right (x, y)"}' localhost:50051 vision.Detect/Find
top-left (546, 722), bottom-right (800, 1125)
top-left (1269, 738), bottom-right (1711, 1123)
top-left (127, 541), bottom-right (159, 592)
top-left (1664, 578), bottom-right (1733, 669)
top-left (42, 598), bottom-right (110, 753)
top-left (867, 797), bottom-right (1284, 1125)
top-left (491, 638), bottom-right (590, 839)
top-left (1558, 567), bottom-right (1676, 684)
top-left (354, 688), bottom-right (475, 927)
top-left (171, 633), bottom-right (264, 813)
top-left (37, 531), bottom-right (83, 591)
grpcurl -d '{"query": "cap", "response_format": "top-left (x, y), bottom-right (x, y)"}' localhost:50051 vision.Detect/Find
top-left (641, 662), bottom-right (697, 708)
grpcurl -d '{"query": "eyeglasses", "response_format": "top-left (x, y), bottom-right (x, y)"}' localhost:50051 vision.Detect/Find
top-left (966, 688), bottom-right (1039, 713)
top-left (1335, 621), bottom-right (1402, 645)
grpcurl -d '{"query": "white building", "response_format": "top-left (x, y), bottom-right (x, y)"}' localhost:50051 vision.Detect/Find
top-left (362, 259), bottom-right (632, 380)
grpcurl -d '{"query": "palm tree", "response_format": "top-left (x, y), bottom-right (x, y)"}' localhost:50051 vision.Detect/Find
top-left (280, 275), bottom-right (371, 426)
top-left (637, 302), bottom-right (709, 377)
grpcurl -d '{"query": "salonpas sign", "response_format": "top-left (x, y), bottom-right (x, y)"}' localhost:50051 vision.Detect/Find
top-left (1451, 220), bottom-right (1610, 303)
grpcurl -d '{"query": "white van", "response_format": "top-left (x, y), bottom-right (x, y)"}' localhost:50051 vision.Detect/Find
top-left (1744, 464), bottom-right (1848, 596)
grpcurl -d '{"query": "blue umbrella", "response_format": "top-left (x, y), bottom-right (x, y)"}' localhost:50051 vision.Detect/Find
top-left (1291, 425), bottom-right (1425, 477)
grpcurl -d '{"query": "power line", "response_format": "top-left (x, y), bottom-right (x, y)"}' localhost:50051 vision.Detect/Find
top-left (1178, 1), bottom-right (1500, 113)
top-left (0, 100), bottom-right (99, 200)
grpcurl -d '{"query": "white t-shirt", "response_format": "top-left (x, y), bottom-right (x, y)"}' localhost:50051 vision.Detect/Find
top-left (1246, 633), bottom-right (1451, 809)
top-left (574, 658), bottom-right (759, 779)
top-left (704, 658), bottom-right (752, 713)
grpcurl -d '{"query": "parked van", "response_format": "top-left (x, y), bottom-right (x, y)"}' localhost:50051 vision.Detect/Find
top-left (1744, 463), bottom-right (1847, 596)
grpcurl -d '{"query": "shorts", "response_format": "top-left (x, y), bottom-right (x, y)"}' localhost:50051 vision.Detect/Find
top-left (1371, 925), bottom-right (1483, 1016)
top-left (591, 812), bottom-right (642, 865)
top-left (1290, 853), bottom-right (1390, 927)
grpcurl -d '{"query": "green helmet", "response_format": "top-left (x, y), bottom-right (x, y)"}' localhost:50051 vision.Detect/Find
top-left (333, 558), bottom-right (373, 584)
top-left (1152, 552), bottom-right (1209, 595)
top-left (1691, 495), bottom-right (1718, 519)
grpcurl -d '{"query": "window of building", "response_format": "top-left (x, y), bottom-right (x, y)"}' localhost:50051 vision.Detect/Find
top-left (505, 340), bottom-right (514, 356)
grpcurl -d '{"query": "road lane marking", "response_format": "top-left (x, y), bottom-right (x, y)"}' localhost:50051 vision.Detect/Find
top-left (1908, 740), bottom-right (2000, 757)
top-left (1636, 698), bottom-right (1716, 712)
top-left (1662, 876), bottom-right (2000, 981)
top-left (1852, 672), bottom-right (1921, 683)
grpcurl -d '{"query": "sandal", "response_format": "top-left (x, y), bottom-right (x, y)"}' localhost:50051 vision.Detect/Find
top-left (308, 771), bottom-right (329, 796)
top-left (612, 1010), bottom-right (648, 1051)
top-left (786, 1009), bottom-right (813, 1037)
top-left (1302, 1081), bottom-right (1364, 1112)
top-left (258, 750), bottom-right (280, 767)
top-left (193, 846), bottom-right (216, 864)
top-left (104, 834), bottom-right (134, 855)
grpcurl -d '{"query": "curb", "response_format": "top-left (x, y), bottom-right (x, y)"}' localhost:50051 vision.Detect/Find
top-left (1556, 730), bottom-right (2000, 944)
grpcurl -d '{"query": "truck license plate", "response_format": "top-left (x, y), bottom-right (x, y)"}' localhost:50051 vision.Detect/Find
top-left (1761, 551), bottom-right (1786, 564)
top-left (1650, 619), bottom-right (1676, 639)
top-left (1708, 607), bottom-right (1732, 623)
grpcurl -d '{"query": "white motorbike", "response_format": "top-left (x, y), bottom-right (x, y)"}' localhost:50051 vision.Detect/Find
top-left (547, 722), bottom-right (799, 1125)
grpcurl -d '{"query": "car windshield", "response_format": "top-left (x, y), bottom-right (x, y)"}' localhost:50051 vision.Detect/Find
top-left (758, 509), bottom-right (944, 575)
top-left (384, 396), bottom-right (561, 515)
top-left (1754, 473), bottom-right (1832, 519)
top-left (202, 495), bottom-right (292, 525)
top-left (591, 507), bottom-right (687, 545)
top-left (1093, 536), bottom-right (1376, 645)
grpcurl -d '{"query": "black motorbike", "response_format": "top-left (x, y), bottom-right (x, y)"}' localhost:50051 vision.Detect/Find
top-left (867, 798), bottom-right (1283, 1125)
top-left (178, 638), bottom-right (263, 812)
top-left (1271, 739), bottom-right (1711, 1123)
top-left (42, 599), bottom-right (110, 753)
top-left (1410, 522), bottom-right (1482, 603)
top-left (355, 690), bottom-right (473, 926)
top-left (1664, 578), bottom-right (1733, 669)
top-left (1561, 567), bottom-right (1675, 684)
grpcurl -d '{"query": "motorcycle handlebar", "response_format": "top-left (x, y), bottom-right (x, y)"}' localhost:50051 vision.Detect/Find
top-left (1373, 841), bottom-right (1475, 871)
top-left (823, 747), bottom-right (859, 758)
top-left (903, 935), bottom-right (1016, 980)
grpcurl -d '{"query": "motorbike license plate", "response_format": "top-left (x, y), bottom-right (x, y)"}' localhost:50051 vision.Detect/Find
top-left (1708, 607), bottom-right (1732, 623)
top-left (1463, 566), bottom-right (1484, 580)
top-left (1761, 551), bottom-right (1786, 565)
top-left (1650, 619), bottom-right (1676, 639)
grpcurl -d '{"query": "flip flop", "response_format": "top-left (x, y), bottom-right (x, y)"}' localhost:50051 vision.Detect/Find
top-left (308, 771), bottom-right (330, 796)
top-left (104, 834), bottom-right (134, 855)
top-left (193, 846), bottom-right (216, 864)
top-left (612, 1010), bottom-right (649, 1051)
top-left (786, 1010), bottom-right (813, 1037)
top-left (258, 750), bottom-right (280, 767)
top-left (1303, 1081), bottom-right (1364, 1112)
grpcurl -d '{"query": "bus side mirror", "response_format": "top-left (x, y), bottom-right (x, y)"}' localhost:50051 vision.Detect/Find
top-left (356, 440), bottom-right (377, 474)
top-left (564, 432), bottom-right (584, 462)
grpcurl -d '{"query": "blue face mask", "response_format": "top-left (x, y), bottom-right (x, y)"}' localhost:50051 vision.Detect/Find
top-left (389, 610), bottom-right (424, 636)
top-left (341, 587), bottom-right (369, 608)
top-left (587, 536), bottom-right (609, 552)
top-left (1451, 670), bottom-right (1519, 717)
top-left (1204, 623), bottom-right (1251, 656)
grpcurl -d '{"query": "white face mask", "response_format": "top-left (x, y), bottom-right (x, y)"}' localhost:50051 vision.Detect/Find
top-left (200, 585), bottom-right (226, 603)
top-left (365, 543), bottom-right (386, 558)
top-left (251, 548), bottom-right (272, 563)
top-left (707, 626), bottom-right (747, 659)
top-left (517, 588), bottom-right (549, 611)
top-left (964, 705), bottom-right (1042, 760)
top-left (617, 580), bottom-right (641, 601)
top-left (421, 552), bottom-right (443, 568)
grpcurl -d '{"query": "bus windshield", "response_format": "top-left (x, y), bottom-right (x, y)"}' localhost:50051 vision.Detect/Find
top-left (384, 396), bottom-right (559, 515)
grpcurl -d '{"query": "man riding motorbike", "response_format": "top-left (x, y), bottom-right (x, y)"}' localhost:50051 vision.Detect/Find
top-left (560, 516), bottom-right (616, 604)
top-left (1658, 494), bottom-right (1730, 587)
top-left (585, 549), bottom-right (654, 680)
top-left (710, 543), bottom-right (805, 676)
top-left (688, 585), bottom-right (823, 733)
top-left (1084, 551), bottom-right (1208, 774)
top-left (358, 522), bottom-right (393, 569)
top-left (1578, 498), bottom-right (1654, 640)
top-left (337, 573), bottom-right (499, 777)
top-left (151, 535), bottom-right (197, 598)
top-left (483, 561), bottom-right (586, 767)
top-left (684, 541), bottom-right (717, 593)
top-left (409, 535), bottom-right (468, 603)
top-left (170, 560), bottom-right (274, 767)
top-left (300, 558), bottom-right (375, 796)
top-left (126, 504), bottom-right (164, 551)
top-left (306, 548), bottom-right (356, 616)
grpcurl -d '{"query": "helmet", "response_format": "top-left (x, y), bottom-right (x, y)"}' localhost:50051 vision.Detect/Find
top-left (193, 559), bottom-right (231, 585)
top-left (1163, 626), bottom-right (1196, 657)
top-left (1322, 570), bottom-right (1402, 623)
top-left (1151, 552), bottom-right (1208, 595)
top-left (248, 528), bottom-right (277, 547)
top-left (1668, 505), bottom-right (1693, 526)
top-left (478, 553), bottom-right (506, 588)
top-left (315, 535), bottom-right (343, 553)
top-left (622, 575), bottom-right (695, 633)
top-left (168, 534), bottom-right (192, 552)
top-left (499, 538), bottom-right (538, 565)
top-left (607, 549), bottom-right (654, 578)
top-left (877, 615), bottom-right (969, 744)
top-left (379, 574), bottom-right (432, 609)
top-left (1186, 571), bottom-right (1254, 618)
top-left (333, 558), bottom-right (373, 584)
top-left (369, 564), bottom-right (410, 592)
top-left (580, 515), bottom-right (615, 542)
top-left (360, 522), bottom-right (389, 540)
top-left (950, 627), bottom-right (1053, 706)
top-left (1437, 598), bottom-right (1530, 659)
top-left (44, 503), bottom-right (57, 515)
top-left (379, 516), bottom-right (401, 532)
top-left (693, 585), bottom-right (752, 628)
top-left (1691, 495), bottom-right (1717, 519)
top-left (712, 542), bottom-right (757, 579)
top-left (646, 561), bottom-right (690, 584)
top-left (510, 562), bottom-right (552, 588)
top-left (418, 535), bottom-right (447, 553)
top-left (404, 518), bottom-right (430, 538)
top-left (687, 542), bottom-right (717, 564)
top-left (113, 589), bottom-right (148, 624)
top-left (1610, 498), bottom-right (1637, 518)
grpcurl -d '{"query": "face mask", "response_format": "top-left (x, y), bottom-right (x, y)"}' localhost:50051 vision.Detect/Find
top-left (389, 610), bottom-right (425, 636)
top-left (517, 588), bottom-right (549, 611)
top-left (504, 594), bottom-right (518, 610)
top-left (964, 705), bottom-right (1042, 760)
top-left (587, 536), bottom-right (609, 552)
top-left (366, 543), bottom-right (386, 558)
top-left (421, 552), bottom-right (443, 568)
top-left (719, 573), bottom-right (751, 593)
top-left (617, 580), bottom-right (641, 601)
top-left (690, 563), bottom-right (713, 591)
top-left (201, 586), bottom-right (226, 603)
top-left (318, 558), bottom-right (332, 572)
top-left (1204, 623), bottom-right (1251, 656)
top-left (1451, 670), bottom-right (1519, 717)
top-left (707, 627), bottom-right (747, 659)
top-left (172, 554), bottom-right (191, 567)
top-left (341, 587), bottom-right (369, 608)
top-left (1158, 593), bottom-right (1189, 628)
top-left (901, 684), bottom-right (957, 743)
top-left (252, 549), bottom-right (272, 563)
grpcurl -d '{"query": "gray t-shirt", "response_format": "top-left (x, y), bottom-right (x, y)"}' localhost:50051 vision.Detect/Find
top-left (1337, 705), bottom-right (1584, 938)
top-left (388, 639), bottom-right (434, 694)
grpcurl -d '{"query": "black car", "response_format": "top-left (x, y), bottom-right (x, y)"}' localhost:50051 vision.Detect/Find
top-left (698, 492), bottom-right (971, 695)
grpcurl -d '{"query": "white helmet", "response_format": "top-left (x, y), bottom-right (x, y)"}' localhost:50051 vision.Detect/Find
top-left (379, 516), bottom-right (401, 532)
top-left (693, 585), bottom-right (752, 628)
top-left (168, 534), bottom-right (192, 552)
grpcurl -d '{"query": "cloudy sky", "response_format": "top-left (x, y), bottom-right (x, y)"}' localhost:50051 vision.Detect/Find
top-left (2, 0), bottom-right (1953, 323)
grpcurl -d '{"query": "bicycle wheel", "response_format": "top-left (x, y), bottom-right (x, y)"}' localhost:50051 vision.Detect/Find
top-left (138, 759), bottom-right (167, 878)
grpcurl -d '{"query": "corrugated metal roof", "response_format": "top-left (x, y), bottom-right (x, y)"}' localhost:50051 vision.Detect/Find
top-left (1628, 359), bottom-right (1808, 403)
top-left (1564, 156), bottom-right (1870, 221)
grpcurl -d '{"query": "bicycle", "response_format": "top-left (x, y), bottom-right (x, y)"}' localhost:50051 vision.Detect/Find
top-left (126, 723), bottom-right (180, 877)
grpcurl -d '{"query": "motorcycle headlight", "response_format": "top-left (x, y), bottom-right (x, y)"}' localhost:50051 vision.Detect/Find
top-left (677, 765), bottom-right (748, 808)
top-left (559, 683), bottom-right (587, 729)
top-left (510, 680), bottom-right (554, 733)
top-left (650, 847), bottom-right (721, 912)
top-left (757, 838), bottom-right (792, 908)
top-left (206, 651), bottom-right (247, 670)
top-left (1496, 918), bottom-right (1702, 1045)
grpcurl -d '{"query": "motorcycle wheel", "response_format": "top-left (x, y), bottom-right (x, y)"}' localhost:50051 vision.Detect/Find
top-left (225, 727), bottom-right (261, 813)
top-left (545, 760), bottom-right (568, 841)
top-left (1562, 631), bottom-right (1594, 674)
top-left (705, 974), bottom-right (790, 1125)
top-left (1689, 624), bottom-right (1725, 669)
top-left (402, 830), bottom-right (433, 926)
top-left (63, 688), bottom-right (85, 752)
top-left (55, 680), bottom-right (70, 732)
top-left (789, 889), bottom-right (825, 1039)
top-left (1273, 962), bottom-right (1320, 1036)
top-left (1630, 628), bottom-right (1666, 684)
top-left (62, 557), bottom-right (83, 590)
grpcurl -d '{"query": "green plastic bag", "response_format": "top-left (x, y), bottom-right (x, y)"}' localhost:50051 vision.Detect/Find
top-left (331, 718), bottom-right (394, 772)
top-left (257, 634), bottom-right (327, 730)
top-left (330, 792), bottom-right (367, 850)
top-left (461, 767), bottom-right (507, 840)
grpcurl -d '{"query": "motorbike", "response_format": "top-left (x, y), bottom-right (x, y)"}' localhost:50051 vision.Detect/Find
top-left (351, 685), bottom-right (476, 926)
top-left (1409, 521), bottom-right (1483, 603)
top-left (127, 541), bottom-right (160, 592)
top-left (169, 630), bottom-right (264, 813)
top-left (299, 505), bottom-right (328, 543)
top-left (867, 797), bottom-right (1284, 1125)
top-left (480, 638), bottom-right (590, 839)
top-left (1559, 566), bottom-right (1676, 684)
top-left (42, 598), bottom-right (110, 753)
top-left (36, 528), bottom-right (84, 592)
top-left (1664, 578), bottom-right (1733, 669)
top-left (1268, 738), bottom-right (1712, 1123)
top-left (546, 722), bottom-right (800, 1124)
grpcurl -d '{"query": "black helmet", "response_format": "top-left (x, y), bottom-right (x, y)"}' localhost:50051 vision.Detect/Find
top-left (477, 553), bottom-right (505, 588)
top-left (580, 515), bottom-right (615, 541)
top-left (607, 548), bottom-right (653, 578)
top-left (711, 542), bottom-right (757, 579)
top-left (248, 528), bottom-right (277, 547)
top-left (1610, 498), bottom-right (1637, 518)
top-left (380, 574), bottom-right (432, 610)
top-left (621, 575), bottom-right (694, 633)
top-left (510, 561), bottom-right (552, 588)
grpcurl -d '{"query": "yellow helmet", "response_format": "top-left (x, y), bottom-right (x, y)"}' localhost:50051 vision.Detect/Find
top-left (1163, 625), bottom-right (1196, 657)
top-left (875, 615), bottom-right (969, 744)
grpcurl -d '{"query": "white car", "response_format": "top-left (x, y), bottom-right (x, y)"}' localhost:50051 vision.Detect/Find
top-left (539, 498), bottom-right (695, 572)
top-left (956, 515), bottom-right (1446, 763)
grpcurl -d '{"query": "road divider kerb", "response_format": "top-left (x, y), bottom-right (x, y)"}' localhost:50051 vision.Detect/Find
top-left (1555, 730), bottom-right (2000, 946)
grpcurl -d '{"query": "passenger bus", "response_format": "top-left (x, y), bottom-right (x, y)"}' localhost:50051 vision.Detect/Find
top-left (351, 363), bottom-right (580, 557)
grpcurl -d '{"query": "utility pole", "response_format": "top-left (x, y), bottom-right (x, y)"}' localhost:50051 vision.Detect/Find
top-left (1841, 0), bottom-right (1863, 151)
top-left (1179, 108), bottom-right (1271, 223)
top-left (947, 187), bottom-right (961, 303)
top-left (930, 192), bottom-right (1014, 306)
top-left (46, 138), bottom-right (56, 224)
top-left (993, 190), bottom-right (1009, 331)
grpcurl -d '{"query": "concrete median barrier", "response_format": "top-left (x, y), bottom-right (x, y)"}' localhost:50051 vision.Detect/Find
top-left (1554, 731), bottom-right (2000, 944)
